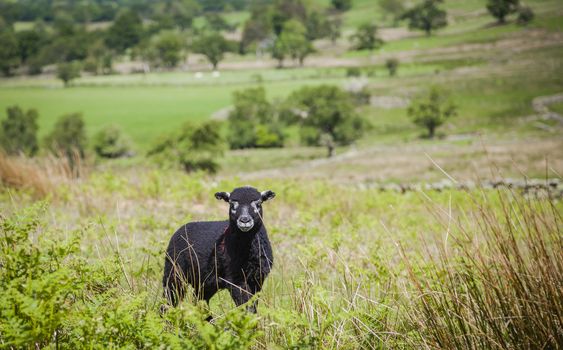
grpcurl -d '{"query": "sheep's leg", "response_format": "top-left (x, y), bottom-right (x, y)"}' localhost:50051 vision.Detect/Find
top-left (229, 283), bottom-right (261, 313)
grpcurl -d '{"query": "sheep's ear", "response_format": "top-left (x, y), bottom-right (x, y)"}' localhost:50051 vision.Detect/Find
top-left (215, 192), bottom-right (230, 202)
top-left (261, 190), bottom-right (276, 202)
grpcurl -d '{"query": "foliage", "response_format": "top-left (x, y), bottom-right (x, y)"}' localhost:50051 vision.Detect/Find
top-left (385, 58), bottom-right (399, 76)
top-left (92, 124), bottom-right (133, 158)
top-left (0, 27), bottom-right (19, 76)
top-left (57, 61), bottom-right (81, 86)
top-left (284, 85), bottom-right (366, 157)
top-left (147, 121), bottom-right (224, 173)
top-left (272, 19), bottom-right (314, 67)
top-left (228, 87), bottom-right (284, 149)
top-left (326, 17), bottom-right (342, 44)
top-left (401, 0), bottom-right (448, 36)
top-left (379, 0), bottom-right (405, 26)
top-left (15, 26), bottom-right (48, 65)
top-left (346, 66), bottom-right (362, 77)
top-left (105, 9), bottom-right (144, 54)
top-left (408, 86), bottom-right (457, 138)
top-left (205, 13), bottom-right (234, 32)
top-left (331, 0), bottom-right (352, 12)
top-left (0, 106), bottom-right (39, 156)
top-left (516, 6), bottom-right (534, 25)
top-left (351, 23), bottom-right (384, 52)
top-left (149, 30), bottom-right (185, 68)
top-left (486, 0), bottom-right (519, 24)
top-left (192, 31), bottom-right (232, 69)
top-left (44, 113), bottom-right (87, 158)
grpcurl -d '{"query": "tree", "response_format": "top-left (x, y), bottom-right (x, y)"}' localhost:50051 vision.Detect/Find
top-left (227, 87), bottom-right (284, 149)
top-left (105, 9), bottom-right (143, 54)
top-left (0, 28), bottom-right (19, 76)
top-left (379, 0), bottom-right (405, 26)
top-left (408, 87), bottom-right (457, 138)
top-left (486, 0), bottom-right (519, 24)
top-left (0, 106), bottom-right (39, 156)
top-left (327, 17), bottom-right (342, 44)
top-left (284, 85), bottom-right (366, 157)
top-left (351, 23), bottom-right (384, 52)
top-left (516, 6), bottom-right (534, 25)
top-left (204, 13), bottom-right (233, 32)
top-left (150, 31), bottom-right (185, 68)
top-left (401, 0), bottom-right (448, 36)
top-left (272, 19), bottom-right (314, 67)
top-left (147, 121), bottom-right (224, 173)
top-left (44, 113), bottom-right (87, 160)
top-left (92, 124), bottom-right (132, 158)
top-left (385, 58), bottom-right (399, 76)
top-left (57, 61), bottom-right (81, 87)
top-left (16, 26), bottom-right (47, 65)
top-left (192, 31), bottom-right (231, 69)
top-left (332, 0), bottom-right (352, 11)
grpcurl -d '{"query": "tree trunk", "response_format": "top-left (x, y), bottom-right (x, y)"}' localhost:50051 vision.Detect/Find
top-left (327, 144), bottom-right (334, 158)
top-left (428, 124), bottom-right (436, 138)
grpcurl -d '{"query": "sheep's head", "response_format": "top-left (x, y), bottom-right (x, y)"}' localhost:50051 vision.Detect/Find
top-left (215, 186), bottom-right (275, 232)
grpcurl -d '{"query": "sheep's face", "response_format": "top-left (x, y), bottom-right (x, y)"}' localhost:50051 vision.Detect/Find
top-left (215, 186), bottom-right (275, 232)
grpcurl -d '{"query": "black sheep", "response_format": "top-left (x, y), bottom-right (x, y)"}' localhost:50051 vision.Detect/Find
top-left (163, 186), bottom-right (275, 313)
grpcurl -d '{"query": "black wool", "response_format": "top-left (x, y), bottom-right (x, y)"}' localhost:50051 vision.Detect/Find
top-left (162, 186), bottom-right (275, 312)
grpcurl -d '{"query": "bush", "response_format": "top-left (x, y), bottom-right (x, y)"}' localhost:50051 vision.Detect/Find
top-left (516, 6), bottom-right (534, 25)
top-left (346, 67), bottom-right (362, 77)
top-left (92, 124), bottom-right (133, 158)
top-left (331, 0), bottom-right (352, 11)
top-left (44, 113), bottom-right (87, 159)
top-left (227, 87), bottom-right (285, 149)
top-left (0, 106), bottom-right (39, 156)
top-left (385, 58), bottom-right (399, 76)
top-left (408, 86), bottom-right (457, 138)
top-left (401, 0), bottom-right (448, 36)
top-left (351, 23), bottom-right (384, 51)
top-left (147, 121), bottom-right (224, 173)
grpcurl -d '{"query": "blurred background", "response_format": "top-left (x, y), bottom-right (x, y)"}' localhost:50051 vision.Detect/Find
top-left (0, 0), bottom-right (561, 183)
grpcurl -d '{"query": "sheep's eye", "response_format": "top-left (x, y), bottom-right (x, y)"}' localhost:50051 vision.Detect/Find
top-left (230, 202), bottom-right (238, 211)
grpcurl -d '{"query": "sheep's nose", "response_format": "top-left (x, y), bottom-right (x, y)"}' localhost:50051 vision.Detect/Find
top-left (239, 215), bottom-right (251, 223)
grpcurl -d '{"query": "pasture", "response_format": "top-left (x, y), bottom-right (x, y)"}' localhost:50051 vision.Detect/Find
top-left (1, 0), bottom-right (562, 348)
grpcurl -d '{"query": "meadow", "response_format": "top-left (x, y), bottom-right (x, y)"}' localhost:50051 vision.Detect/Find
top-left (1, 0), bottom-right (563, 348)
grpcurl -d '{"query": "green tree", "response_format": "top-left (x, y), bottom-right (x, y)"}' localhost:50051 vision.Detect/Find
top-left (273, 19), bottom-right (314, 67)
top-left (401, 0), bottom-right (448, 36)
top-left (0, 106), bottom-right (39, 156)
top-left (327, 17), bottom-right (342, 44)
top-left (516, 6), bottom-right (534, 25)
top-left (16, 26), bottom-right (48, 65)
top-left (0, 27), bottom-right (19, 76)
top-left (285, 85), bottom-right (366, 157)
top-left (486, 0), bottom-right (519, 24)
top-left (351, 22), bottom-right (384, 52)
top-left (408, 87), bottom-right (457, 138)
top-left (57, 61), bottom-right (81, 87)
top-left (192, 31), bottom-right (231, 69)
top-left (150, 30), bottom-right (185, 68)
top-left (92, 124), bottom-right (132, 158)
top-left (332, 0), bottom-right (352, 11)
top-left (148, 121), bottom-right (224, 173)
top-left (227, 87), bottom-right (284, 149)
top-left (105, 9), bottom-right (143, 54)
top-left (44, 113), bottom-right (87, 160)
top-left (385, 58), bottom-right (399, 76)
top-left (379, 0), bottom-right (405, 26)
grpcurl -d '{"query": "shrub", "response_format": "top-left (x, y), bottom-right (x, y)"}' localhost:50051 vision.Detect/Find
top-left (331, 0), bottom-right (352, 11)
top-left (385, 58), bottom-right (399, 76)
top-left (92, 124), bottom-right (133, 158)
top-left (0, 106), bottom-right (39, 156)
top-left (227, 87), bottom-right (285, 149)
top-left (346, 66), bottom-right (362, 77)
top-left (147, 121), bottom-right (224, 173)
top-left (44, 113), bottom-right (87, 160)
top-left (408, 86), bottom-right (457, 138)
top-left (516, 5), bottom-right (534, 25)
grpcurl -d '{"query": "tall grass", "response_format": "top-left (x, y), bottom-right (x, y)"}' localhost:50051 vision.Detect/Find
top-left (405, 189), bottom-right (563, 349)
